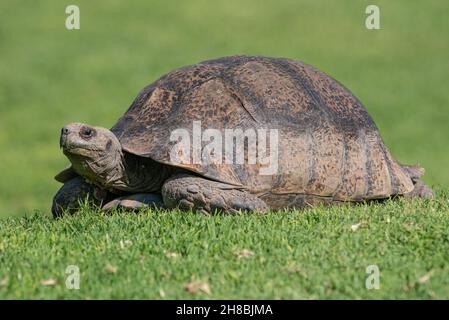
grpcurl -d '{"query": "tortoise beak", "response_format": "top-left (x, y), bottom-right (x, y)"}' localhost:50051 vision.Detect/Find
top-left (59, 135), bottom-right (64, 149)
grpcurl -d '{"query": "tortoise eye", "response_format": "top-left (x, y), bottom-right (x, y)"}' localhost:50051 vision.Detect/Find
top-left (80, 127), bottom-right (95, 139)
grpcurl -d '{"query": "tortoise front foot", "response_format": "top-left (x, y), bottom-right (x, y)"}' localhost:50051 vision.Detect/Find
top-left (161, 174), bottom-right (268, 214)
top-left (52, 176), bottom-right (110, 218)
top-left (102, 193), bottom-right (165, 211)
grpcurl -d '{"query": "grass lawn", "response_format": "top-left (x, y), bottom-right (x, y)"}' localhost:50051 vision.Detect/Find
top-left (1, 195), bottom-right (448, 299)
top-left (0, 0), bottom-right (448, 299)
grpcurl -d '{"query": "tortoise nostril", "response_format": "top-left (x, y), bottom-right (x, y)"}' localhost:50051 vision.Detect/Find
top-left (61, 127), bottom-right (70, 136)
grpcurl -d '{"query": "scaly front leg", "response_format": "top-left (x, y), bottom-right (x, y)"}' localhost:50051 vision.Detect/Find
top-left (162, 173), bottom-right (268, 214)
top-left (51, 176), bottom-right (111, 218)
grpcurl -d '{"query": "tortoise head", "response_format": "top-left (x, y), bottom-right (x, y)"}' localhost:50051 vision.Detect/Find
top-left (60, 122), bottom-right (125, 187)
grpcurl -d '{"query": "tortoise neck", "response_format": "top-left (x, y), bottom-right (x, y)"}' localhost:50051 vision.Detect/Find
top-left (94, 148), bottom-right (126, 190)
top-left (111, 153), bottom-right (174, 193)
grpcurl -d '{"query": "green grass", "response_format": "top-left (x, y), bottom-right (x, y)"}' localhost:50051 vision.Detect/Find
top-left (0, 0), bottom-right (448, 299)
top-left (1, 194), bottom-right (448, 299)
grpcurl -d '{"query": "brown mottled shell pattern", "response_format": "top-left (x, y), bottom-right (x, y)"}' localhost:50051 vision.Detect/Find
top-left (111, 55), bottom-right (414, 207)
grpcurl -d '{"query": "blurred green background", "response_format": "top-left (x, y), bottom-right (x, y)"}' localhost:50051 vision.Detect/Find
top-left (0, 0), bottom-right (448, 217)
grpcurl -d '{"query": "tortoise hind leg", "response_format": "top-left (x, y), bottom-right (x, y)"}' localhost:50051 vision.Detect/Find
top-left (102, 193), bottom-right (165, 211)
top-left (404, 180), bottom-right (435, 199)
top-left (401, 164), bottom-right (434, 199)
top-left (161, 173), bottom-right (268, 214)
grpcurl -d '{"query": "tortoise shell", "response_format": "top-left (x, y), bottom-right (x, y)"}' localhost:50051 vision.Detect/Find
top-left (111, 55), bottom-right (413, 206)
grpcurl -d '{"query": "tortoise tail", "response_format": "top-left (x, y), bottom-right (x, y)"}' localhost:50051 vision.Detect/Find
top-left (401, 164), bottom-right (425, 182)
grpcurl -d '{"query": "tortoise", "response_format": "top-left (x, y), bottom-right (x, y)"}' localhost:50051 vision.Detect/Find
top-left (52, 55), bottom-right (434, 217)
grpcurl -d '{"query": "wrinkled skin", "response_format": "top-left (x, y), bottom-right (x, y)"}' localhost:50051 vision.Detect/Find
top-left (52, 55), bottom-right (434, 218)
